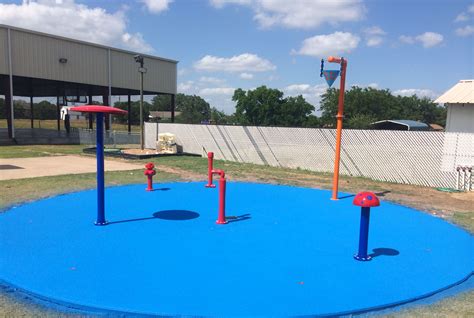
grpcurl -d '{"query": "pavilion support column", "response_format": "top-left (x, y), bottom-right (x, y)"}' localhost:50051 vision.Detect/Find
top-left (3, 77), bottom-right (13, 139)
top-left (30, 96), bottom-right (34, 129)
top-left (127, 93), bottom-right (131, 133)
top-left (88, 93), bottom-right (93, 129)
top-left (56, 96), bottom-right (60, 131)
top-left (171, 94), bottom-right (175, 123)
top-left (102, 94), bottom-right (110, 131)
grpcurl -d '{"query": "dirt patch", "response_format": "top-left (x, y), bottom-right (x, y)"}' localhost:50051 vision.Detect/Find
top-left (157, 165), bottom-right (203, 181)
top-left (0, 155), bottom-right (143, 181)
top-left (122, 148), bottom-right (161, 155)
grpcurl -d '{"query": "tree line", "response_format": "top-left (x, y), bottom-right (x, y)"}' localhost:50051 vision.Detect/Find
top-left (1, 86), bottom-right (446, 129)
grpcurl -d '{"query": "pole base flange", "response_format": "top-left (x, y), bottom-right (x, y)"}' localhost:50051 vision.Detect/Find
top-left (354, 254), bottom-right (372, 261)
top-left (216, 220), bottom-right (228, 224)
top-left (205, 184), bottom-right (216, 188)
top-left (146, 188), bottom-right (154, 192)
top-left (94, 221), bottom-right (108, 226)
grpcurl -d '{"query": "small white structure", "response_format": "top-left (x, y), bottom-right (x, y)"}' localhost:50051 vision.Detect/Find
top-left (60, 106), bottom-right (85, 121)
top-left (435, 79), bottom-right (474, 133)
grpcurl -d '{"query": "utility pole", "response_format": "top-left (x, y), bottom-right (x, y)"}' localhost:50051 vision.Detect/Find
top-left (134, 55), bottom-right (147, 150)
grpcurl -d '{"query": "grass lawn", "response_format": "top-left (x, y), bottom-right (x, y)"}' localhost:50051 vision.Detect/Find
top-left (0, 119), bottom-right (140, 132)
top-left (0, 145), bottom-right (472, 317)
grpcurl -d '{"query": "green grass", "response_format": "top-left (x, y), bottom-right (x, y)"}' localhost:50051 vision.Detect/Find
top-left (0, 169), bottom-right (179, 210)
top-left (0, 144), bottom-right (86, 158)
top-left (452, 212), bottom-right (474, 233)
top-left (0, 119), bottom-right (140, 132)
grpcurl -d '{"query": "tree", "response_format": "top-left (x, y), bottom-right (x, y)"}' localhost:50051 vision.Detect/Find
top-left (174, 94), bottom-right (211, 124)
top-left (319, 86), bottom-right (446, 129)
top-left (210, 107), bottom-right (229, 125)
top-left (233, 86), bottom-right (315, 127)
top-left (114, 101), bottom-right (152, 124)
top-left (151, 95), bottom-right (172, 111)
top-left (150, 93), bottom-right (211, 124)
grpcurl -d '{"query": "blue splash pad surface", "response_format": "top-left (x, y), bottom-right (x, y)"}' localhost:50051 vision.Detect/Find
top-left (0, 182), bottom-right (472, 317)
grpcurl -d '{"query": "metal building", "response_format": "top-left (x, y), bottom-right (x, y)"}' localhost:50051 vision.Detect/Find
top-left (435, 79), bottom-right (474, 133)
top-left (0, 24), bottom-right (178, 140)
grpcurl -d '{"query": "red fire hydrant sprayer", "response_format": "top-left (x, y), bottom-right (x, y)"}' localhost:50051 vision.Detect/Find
top-left (212, 169), bottom-right (227, 224)
top-left (205, 152), bottom-right (227, 224)
top-left (144, 162), bottom-right (156, 191)
top-left (205, 152), bottom-right (216, 188)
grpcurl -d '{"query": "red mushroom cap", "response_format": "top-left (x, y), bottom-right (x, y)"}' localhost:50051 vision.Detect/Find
top-left (70, 105), bottom-right (128, 115)
top-left (353, 191), bottom-right (380, 207)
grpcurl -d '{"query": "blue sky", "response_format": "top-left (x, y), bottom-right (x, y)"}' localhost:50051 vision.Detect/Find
top-left (0, 0), bottom-right (473, 113)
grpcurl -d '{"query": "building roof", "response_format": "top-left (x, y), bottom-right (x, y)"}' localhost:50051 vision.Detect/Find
top-left (435, 79), bottom-right (473, 104)
top-left (370, 120), bottom-right (430, 131)
top-left (0, 24), bottom-right (178, 64)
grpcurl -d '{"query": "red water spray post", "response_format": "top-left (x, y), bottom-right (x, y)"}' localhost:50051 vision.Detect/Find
top-left (212, 169), bottom-right (227, 224)
top-left (205, 152), bottom-right (216, 188)
top-left (144, 162), bottom-right (156, 191)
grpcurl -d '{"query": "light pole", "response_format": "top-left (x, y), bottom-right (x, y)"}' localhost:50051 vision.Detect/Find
top-left (134, 55), bottom-right (147, 150)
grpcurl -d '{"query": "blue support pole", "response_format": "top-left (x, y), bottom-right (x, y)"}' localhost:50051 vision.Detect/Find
top-left (354, 207), bottom-right (371, 261)
top-left (95, 112), bottom-right (107, 225)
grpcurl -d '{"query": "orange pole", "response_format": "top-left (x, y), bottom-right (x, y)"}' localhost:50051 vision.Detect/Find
top-left (328, 56), bottom-right (347, 200)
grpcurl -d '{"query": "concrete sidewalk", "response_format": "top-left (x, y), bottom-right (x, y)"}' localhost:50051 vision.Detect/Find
top-left (0, 155), bottom-right (143, 181)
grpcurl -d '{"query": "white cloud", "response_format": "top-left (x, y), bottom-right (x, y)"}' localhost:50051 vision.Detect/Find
top-left (210, 0), bottom-right (251, 8)
top-left (209, 0), bottom-right (365, 29)
top-left (393, 88), bottom-right (439, 99)
top-left (294, 32), bottom-right (360, 58)
top-left (364, 26), bottom-right (385, 47)
top-left (366, 37), bottom-right (383, 47)
top-left (240, 72), bottom-right (254, 79)
top-left (351, 83), bottom-right (379, 89)
top-left (199, 77), bottom-right (226, 84)
top-left (283, 83), bottom-right (328, 109)
top-left (194, 53), bottom-right (276, 72)
top-left (178, 68), bottom-right (189, 76)
top-left (454, 12), bottom-right (469, 22)
top-left (454, 5), bottom-right (474, 22)
top-left (141, 0), bottom-right (173, 13)
top-left (455, 25), bottom-right (474, 37)
top-left (0, 0), bottom-right (153, 52)
top-left (416, 32), bottom-right (443, 48)
top-left (178, 81), bottom-right (197, 94)
top-left (199, 87), bottom-right (236, 96)
top-left (399, 35), bottom-right (415, 44)
top-left (399, 32), bottom-right (443, 48)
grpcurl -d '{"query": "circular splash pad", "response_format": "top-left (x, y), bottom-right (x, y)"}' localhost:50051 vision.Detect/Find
top-left (0, 182), bottom-right (472, 316)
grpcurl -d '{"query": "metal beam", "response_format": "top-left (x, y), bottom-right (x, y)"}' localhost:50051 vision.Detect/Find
top-left (30, 96), bottom-right (34, 129)
top-left (7, 28), bottom-right (15, 138)
top-left (56, 95), bottom-right (60, 131)
top-left (127, 93), bottom-right (131, 133)
top-left (171, 94), bottom-right (175, 123)
top-left (88, 93), bottom-right (93, 129)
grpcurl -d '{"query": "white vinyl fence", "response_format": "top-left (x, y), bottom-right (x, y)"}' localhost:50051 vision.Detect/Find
top-left (145, 123), bottom-right (474, 189)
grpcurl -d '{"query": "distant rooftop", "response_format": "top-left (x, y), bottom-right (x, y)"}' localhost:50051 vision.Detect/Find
top-left (370, 120), bottom-right (430, 131)
top-left (435, 79), bottom-right (473, 104)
